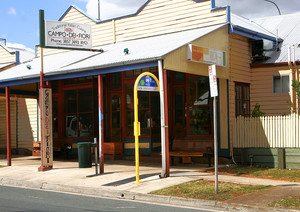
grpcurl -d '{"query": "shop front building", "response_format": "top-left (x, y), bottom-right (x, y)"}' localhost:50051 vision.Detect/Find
top-left (0, 0), bottom-right (281, 167)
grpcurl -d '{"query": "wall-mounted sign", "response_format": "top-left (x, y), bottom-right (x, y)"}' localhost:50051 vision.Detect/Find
top-left (137, 75), bottom-right (159, 92)
top-left (208, 65), bottom-right (218, 97)
top-left (45, 20), bottom-right (92, 49)
top-left (42, 88), bottom-right (53, 167)
top-left (187, 44), bottom-right (226, 67)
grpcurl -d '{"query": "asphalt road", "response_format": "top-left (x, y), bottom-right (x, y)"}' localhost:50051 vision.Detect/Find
top-left (0, 185), bottom-right (215, 212)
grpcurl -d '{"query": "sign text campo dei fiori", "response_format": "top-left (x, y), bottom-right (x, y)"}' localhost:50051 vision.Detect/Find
top-left (45, 20), bottom-right (92, 49)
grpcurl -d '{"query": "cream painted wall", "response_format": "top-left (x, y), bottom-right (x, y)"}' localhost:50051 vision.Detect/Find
top-left (164, 26), bottom-right (229, 79)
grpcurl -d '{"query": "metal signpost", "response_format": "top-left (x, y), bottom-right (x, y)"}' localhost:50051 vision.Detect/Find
top-left (38, 10), bottom-right (98, 171)
top-left (208, 64), bottom-right (218, 194)
top-left (133, 72), bottom-right (159, 184)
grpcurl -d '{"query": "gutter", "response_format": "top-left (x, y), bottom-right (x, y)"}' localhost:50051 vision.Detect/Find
top-left (47, 57), bottom-right (164, 76)
top-left (230, 25), bottom-right (281, 43)
top-left (250, 62), bottom-right (290, 68)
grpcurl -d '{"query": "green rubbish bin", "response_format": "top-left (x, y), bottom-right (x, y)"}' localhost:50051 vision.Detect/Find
top-left (78, 142), bottom-right (92, 168)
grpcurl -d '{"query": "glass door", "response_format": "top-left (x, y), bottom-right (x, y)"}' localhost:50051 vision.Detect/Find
top-left (173, 87), bottom-right (186, 138)
top-left (110, 93), bottom-right (122, 142)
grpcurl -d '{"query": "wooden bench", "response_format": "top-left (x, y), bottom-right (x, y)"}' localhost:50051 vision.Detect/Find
top-left (170, 139), bottom-right (213, 167)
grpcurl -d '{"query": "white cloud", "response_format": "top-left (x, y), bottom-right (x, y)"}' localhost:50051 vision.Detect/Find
top-left (84, 0), bottom-right (147, 20)
top-left (7, 43), bottom-right (34, 53)
top-left (217, 0), bottom-right (300, 18)
top-left (8, 8), bottom-right (17, 15)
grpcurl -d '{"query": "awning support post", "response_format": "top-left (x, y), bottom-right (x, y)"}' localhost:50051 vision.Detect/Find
top-left (158, 60), bottom-right (169, 178)
top-left (6, 87), bottom-right (11, 166)
top-left (163, 69), bottom-right (170, 177)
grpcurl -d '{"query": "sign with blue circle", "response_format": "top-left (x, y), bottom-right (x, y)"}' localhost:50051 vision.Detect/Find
top-left (137, 75), bottom-right (159, 91)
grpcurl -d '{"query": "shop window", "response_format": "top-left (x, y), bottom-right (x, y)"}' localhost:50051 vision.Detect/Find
top-left (175, 88), bottom-right (185, 126)
top-left (64, 90), bottom-right (77, 114)
top-left (235, 82), bottom-right (250, 117)
top-left (64, 88), bottom-right (94, 138)
top-left (273, 75), bottom-right (289, 94)
top-left (125, 67), bottom-right (158, 78)
top-left (175, 72), bottom-right (185, 84)
top-left (188, 76), bottom-right (213, 135)
top-left (111, 73), bottom-right (122, 89)
top-left (53, 97), bottom-right (58, 138)
top-left (126, 84), bottom-right (134, 137)
top-left (125, 83), bottom-right (160, 137)
top-left (150, 92), bottom-right (160, 137)
top-left (51, 81), bottom-right (58, 94)
top-left (64, 76), bottom-right (93, 85)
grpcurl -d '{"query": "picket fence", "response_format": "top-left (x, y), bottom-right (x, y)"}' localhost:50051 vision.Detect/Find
top-left (232, 114), bottom-right (300, 148)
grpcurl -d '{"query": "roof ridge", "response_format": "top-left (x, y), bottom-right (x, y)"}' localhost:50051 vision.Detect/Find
top-left (251, 11), bottom-right (300, 21)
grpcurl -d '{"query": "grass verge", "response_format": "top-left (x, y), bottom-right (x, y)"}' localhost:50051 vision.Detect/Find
top-left (150, 180), bottom-right (270, 201)
top-left (269, 196), bottom-right (300, 210)
top-left (0, 165), bottom-right (5, 168)
top-left (208, 165), bottom-right (300, 182)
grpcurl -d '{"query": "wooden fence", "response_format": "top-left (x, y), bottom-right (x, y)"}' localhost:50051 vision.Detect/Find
top-left (232, 114), bottom-right (300, 148)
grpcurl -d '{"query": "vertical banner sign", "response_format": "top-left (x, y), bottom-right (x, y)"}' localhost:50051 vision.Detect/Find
top-left (208, 65), bottom-right (218, 97)
top-left (42, 88), bottom-right (53, 167)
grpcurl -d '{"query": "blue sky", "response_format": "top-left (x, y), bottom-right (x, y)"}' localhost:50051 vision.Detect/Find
top-left (1, 0), bottom-right (299, 51)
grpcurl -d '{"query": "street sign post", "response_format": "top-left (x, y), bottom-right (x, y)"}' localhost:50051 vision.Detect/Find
top-left (133, 72), bottom-right (159, 183)
top-left (208, 64), bottom-right (219, 194)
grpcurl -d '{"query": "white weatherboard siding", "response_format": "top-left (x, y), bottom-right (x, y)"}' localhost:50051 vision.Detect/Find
top-left (41, 0), bottom-right (227, 56)
top-left (0, 46), bottom-right (15, 64)
top-left (17, 98), bottom-right (38, 150)
top-left (0, 100), bottom-right (16, 149)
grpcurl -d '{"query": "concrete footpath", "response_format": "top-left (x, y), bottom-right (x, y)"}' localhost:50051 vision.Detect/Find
top-left (0, 155), bottom-right (299, 211)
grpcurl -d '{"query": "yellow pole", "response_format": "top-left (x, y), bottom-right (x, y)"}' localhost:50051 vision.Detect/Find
top-left (134, 79), bottom-right (140, 184)
top-left (133, 72), bottom-right (159, 184)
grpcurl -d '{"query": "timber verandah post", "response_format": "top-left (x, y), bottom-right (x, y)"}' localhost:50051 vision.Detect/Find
top-left (163, 69), bottom-right (170, 177)
top-left (6, 87), bottom-right (11, 166)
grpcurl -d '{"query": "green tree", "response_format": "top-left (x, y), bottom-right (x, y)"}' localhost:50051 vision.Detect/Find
top-left (252, 103), bottom-right (265, 117)
top-left (292, 79), bottom-right (300, 100)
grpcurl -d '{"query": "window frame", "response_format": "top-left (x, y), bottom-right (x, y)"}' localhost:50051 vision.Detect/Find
top-left (186, 74), bottom-right (213, 137)
top-left (272, 75), bottom-right (290, 94)
top-left (235, 82), bottom-right (250, 117)
top-left (63, 83), bottom-right (97, 138)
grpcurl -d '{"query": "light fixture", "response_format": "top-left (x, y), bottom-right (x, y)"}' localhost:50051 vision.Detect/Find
top-left (124, 48), bottom-right (129, 55)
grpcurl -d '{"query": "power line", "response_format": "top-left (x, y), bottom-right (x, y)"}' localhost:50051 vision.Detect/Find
top-left (264, 0), bottom-right (281, 15)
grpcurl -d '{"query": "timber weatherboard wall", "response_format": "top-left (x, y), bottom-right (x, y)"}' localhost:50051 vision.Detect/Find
top-left (228, 33), bottom-right (251, 153)
top-left (164, 25), bottom-right (229, 78)
top-left (0, 45), bottom-right (15, 64)
top-left (41, 0), bottom-right (228, 56)
top-left (0, 100), bottom-right (17, 150)
top-left (17, 98), bottom-right (38, 151)
top-left (164, 25), bottom-right (230, 154)
top-left (0, 98), bottom-right (37, 153)
top-left (251, 66), bottom-right (291, 116)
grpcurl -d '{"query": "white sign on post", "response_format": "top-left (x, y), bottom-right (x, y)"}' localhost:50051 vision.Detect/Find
top-left (208, 64), bottom-right (218, 97)
top-left (45, 20), bottom-right (92, 49)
